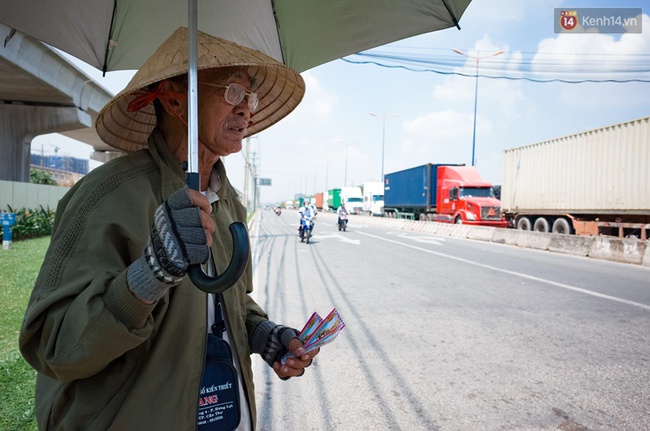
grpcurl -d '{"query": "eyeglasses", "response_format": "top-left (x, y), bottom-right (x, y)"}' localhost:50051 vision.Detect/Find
top-left (198, 82), bottom-right (259, 113)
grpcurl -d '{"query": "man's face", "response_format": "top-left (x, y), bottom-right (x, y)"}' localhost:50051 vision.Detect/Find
top-left (197, 67), bottom-right (255, 158)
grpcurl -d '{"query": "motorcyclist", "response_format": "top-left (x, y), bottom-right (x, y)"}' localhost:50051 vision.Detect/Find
top-left (298, 200), bottom-right (316, 237)
top-left (337, 202), bottom-right (349, 226)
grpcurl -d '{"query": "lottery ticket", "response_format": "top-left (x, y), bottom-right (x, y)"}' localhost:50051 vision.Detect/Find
top-left (280, 308), bottom-right (345, 364)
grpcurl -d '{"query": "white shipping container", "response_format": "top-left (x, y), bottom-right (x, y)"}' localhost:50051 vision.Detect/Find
top-left (502, 116), bottom-right (650, 214)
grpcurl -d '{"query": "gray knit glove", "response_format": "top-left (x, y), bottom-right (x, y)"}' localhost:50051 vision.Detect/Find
top-left (127, 187), bottom-right (210, 302)
top-left (250, 321), bottom-right (299, 367)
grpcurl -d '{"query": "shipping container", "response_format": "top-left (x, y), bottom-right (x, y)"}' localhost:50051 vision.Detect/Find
top-left (327, 188), bottom-right (341, 210)
top-left (502, 116), bottom-right (650, 237)
top-left (314, 192), bottom-right (324, 210)
top-left (384, 164), bottom-right (442, 209)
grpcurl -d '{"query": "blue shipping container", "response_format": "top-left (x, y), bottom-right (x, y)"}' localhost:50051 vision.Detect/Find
top-left (384, 164), bottom-right (461, 210)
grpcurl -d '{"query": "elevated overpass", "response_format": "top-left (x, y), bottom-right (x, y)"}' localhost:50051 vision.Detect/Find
top-left (0, 24), bottom-right (123, 182)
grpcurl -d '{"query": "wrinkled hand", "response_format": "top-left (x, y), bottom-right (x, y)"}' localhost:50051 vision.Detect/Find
top-left (251, 322), bottom-right (319, 380)
top-left (273, 338), bottom-right (320, 380)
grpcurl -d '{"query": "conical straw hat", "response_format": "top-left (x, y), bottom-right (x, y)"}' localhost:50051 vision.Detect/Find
top-left (96, 27), bottom-right (305, 152)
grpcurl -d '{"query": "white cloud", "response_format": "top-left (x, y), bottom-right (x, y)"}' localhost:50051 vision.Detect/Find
top-left (278, 71), bottom-right (338, 126)
top-left (533, 14), bottom-right (649, 76)
top-left (404, 109), bottom-right (474, 140)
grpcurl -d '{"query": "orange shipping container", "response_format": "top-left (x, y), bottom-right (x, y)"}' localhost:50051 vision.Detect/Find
top-left (314, 192), bottom-right (324, 209)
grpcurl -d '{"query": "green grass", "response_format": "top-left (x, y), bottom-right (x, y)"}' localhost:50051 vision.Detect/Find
top-left (0, 237), bottom-right (49, 431)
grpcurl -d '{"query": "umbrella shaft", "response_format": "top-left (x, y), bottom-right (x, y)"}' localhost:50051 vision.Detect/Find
top-left (187, 0), bottom-right (199, 178)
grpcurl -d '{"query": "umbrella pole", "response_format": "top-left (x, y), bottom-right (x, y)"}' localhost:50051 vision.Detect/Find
top-left (185, 0), bottom-right (250, 293)
top-left (186, 0), bottom-right (199, 190)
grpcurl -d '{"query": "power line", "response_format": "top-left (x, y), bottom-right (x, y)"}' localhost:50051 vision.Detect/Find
top-left (342, 50), bottom-right (650, 84)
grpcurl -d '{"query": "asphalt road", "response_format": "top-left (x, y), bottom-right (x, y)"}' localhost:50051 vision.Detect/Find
top-left (249, 210), bottom-right (650, 431)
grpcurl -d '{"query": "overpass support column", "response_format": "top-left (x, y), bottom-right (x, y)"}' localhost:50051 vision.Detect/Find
top-left (0, 104), bottom-right (91, 182)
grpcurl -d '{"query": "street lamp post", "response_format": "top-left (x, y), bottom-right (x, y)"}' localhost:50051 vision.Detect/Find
top-left (337, 140), bottom-right (357, 187)
top-left (369, 113), bottom-right (399, 184)
top-left (452, 48), bottom-right (504, 167)
top-left (345, 143), bottom-right (349, 186)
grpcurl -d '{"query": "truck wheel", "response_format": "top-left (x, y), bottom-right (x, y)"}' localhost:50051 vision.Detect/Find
top-left (419, 213), bottom-right (426, 221)
top-left (552, 217), bottom-right (573, 235)
top-left (455, 216), bottom-right (463, 224)
top-left (517, 216), bottom-right (532, 231)
top-left (533, 217), bottom-right (550, 233)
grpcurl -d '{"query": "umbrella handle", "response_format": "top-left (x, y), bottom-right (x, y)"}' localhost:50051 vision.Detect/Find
top-left (188, 221), bottom-right (250, 293)
top-left (185, 172), bottom-right (250, 293)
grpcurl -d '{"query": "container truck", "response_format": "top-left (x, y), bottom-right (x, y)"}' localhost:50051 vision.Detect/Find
top-left (362, 181), bottom-right (384, 216)
top-left (341, 186), bottom-right (363, 214)
top-left (327, 188), bottom-right (341, 210)
top-left (383, 164), bottom-right (508, 227)
top-left (501, 116), bottom-right (650, 238)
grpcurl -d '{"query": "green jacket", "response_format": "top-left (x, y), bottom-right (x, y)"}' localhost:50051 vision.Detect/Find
top-left (19, 130), bottom-right (268, 430)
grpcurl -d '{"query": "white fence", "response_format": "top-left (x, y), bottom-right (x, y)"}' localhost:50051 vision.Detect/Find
top-left (0, 180), bottom-right (70, 210)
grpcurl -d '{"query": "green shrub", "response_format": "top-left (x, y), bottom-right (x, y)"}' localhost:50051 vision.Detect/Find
top-left (1, 206), bottom-right (55, 241)
top-left (29, 168), bottom-right (55, 185)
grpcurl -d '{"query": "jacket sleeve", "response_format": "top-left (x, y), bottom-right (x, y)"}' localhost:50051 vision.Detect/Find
top-left (19, 169), bottom-right (161, 383)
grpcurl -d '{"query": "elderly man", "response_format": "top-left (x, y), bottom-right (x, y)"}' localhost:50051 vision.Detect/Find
top-left (20, 28), bottom-right (317, 430)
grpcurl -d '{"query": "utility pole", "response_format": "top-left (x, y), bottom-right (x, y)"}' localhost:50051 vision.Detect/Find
top-left (242, 137), bottom-right (251, 212)
top-left (369, 113), bottom-right (398, 184)
top-left (251, 151), bottom-right (259, 212)
top-left (452, 48), bottom-right (504, 166)
top-left (325, 158), bottom-right (328, 192)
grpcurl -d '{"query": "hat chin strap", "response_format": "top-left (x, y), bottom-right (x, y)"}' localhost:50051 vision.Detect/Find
top-left (127, 80), bottom-right (186, 113)
top-left (127, 80), bottom-right (212, 161)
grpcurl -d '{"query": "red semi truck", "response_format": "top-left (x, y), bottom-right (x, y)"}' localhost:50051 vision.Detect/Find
top-left (383, 163), bottom-right (508, 227)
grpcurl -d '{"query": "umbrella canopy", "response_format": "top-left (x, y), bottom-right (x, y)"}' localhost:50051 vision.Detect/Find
top-left (0, 0), bottom-right (471, 74)
top-left (1, 0), bottom-right (472, 291)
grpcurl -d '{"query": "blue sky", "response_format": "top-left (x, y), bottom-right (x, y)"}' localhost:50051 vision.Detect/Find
top-left (35, 0), bottom-right (649, 205)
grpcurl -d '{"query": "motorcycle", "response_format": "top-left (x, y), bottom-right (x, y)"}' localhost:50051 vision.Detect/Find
top-left (338, 213), bottom-right (348, 232)
top-left (274, 206), bottom-right (281, 216)
top-left (299, 216), bottom-right (314, 244)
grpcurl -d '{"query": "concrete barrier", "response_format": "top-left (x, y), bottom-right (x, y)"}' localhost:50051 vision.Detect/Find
top-left (491, 228), bottom-right (521, 246)
top-left (516, 231), bottom-right (552, 251)
top-left (589, 237), bottom-right (647, 265)
top-left (548, 234), bottom-right (593, 257)
top-left (466, 226), bottom-right (495, 242)
top-left (339, 213), bottom-right (650, 266)
top-left (643, 246), bottom-right (650, 267)
top-left (450, 224), bottom-right (472, 238)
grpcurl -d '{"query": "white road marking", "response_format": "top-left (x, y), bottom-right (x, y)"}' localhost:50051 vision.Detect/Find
top-left (317, 231), bottom-right (361, 245)
top-left (398, 233), bottom-right (445, 245)
top-left (357, 230), bottom-right (650, 311)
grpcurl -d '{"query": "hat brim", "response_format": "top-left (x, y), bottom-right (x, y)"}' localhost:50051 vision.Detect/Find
top-left (96, 27), bottom-right (305, 153)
